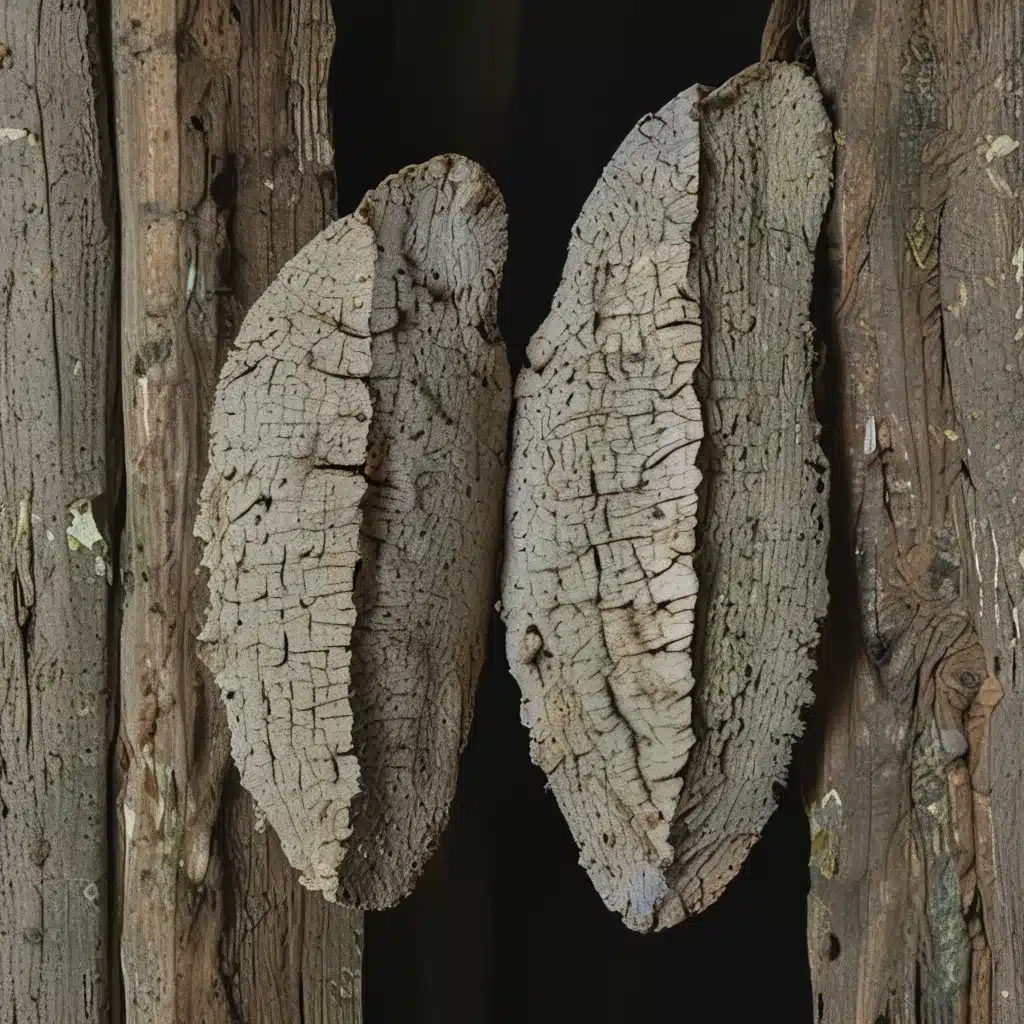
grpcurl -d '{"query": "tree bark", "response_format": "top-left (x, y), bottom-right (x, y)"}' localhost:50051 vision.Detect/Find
top-left (112, 0), bottom-right (361, 1019)
top-left (766, 1), bottom-right (1024, 1020)
top-left (0, 1), bottom-right (118, 1020)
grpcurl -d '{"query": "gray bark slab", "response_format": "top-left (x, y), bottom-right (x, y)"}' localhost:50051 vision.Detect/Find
top-left (196, 217), bottom-right (375, 901)
top-left (198, 154), bottom-right (510, 912)
top-left (0, 0), bottom-right (117, 1020)
top-left (502, 64), bottom-right (831, 933)
top-left (502, 87), bottom-right (704, 933)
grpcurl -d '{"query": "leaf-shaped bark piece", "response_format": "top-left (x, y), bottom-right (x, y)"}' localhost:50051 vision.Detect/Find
top-left (503, 63), bottom-right (832, 932)
top-left (502, 87), bottom-right (704, 933)
top-left (196, 155), bottom-right (510, 908)
top-left (342, 156), bottom-right (511, 908)
top-left (668, 61), bottom-right (831, 921)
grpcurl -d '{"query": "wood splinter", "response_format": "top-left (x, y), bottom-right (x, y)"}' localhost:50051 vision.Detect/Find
top-left (502, 62), bottom-right (832, 932)
top-left (195, 154), bottom-right (511, 909)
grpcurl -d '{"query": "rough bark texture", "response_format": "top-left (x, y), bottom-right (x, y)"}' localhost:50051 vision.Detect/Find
top-left (775, 1), bottom-right (1024, 1020)
top-left (502, 87), bottom-right (705, 933)
top-left (198, 155), bottom-right (510, 913)
top-left (343, 157), bottom-right (510, 909)
top-left (502, 67), bottom-right (831, 934)
top-left (196, 217), bottom-right (375, 902)
top-left (113, 0), bottom-right (362, 1019)
top-left (0, 1), bottom-right (117, 1020)
top-left (669, 62), bottom-right (831, 921)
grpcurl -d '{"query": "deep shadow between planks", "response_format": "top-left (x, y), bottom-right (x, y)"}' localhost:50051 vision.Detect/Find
top-left (331, 0), bottom-right (814, 1020)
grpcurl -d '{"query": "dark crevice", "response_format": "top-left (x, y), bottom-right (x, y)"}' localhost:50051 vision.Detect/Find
top-left (93, 0), bottom-right (125, 1008)
top-left (344, 2), bottom-right (807, 1023)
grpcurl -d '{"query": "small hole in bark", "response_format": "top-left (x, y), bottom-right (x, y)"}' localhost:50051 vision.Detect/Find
top-left (225, 690), bottom-right (235, 700)
top-left (210, 155), bottom-right (239, 210)
top-left (229, 3), bottom-right (240, 19)
top-left (817, 994), bottom-right (824, 1020)
top-left (189, 114), bottom-right (205, 132)
top-left (827, 933), bottom-right (840, 960)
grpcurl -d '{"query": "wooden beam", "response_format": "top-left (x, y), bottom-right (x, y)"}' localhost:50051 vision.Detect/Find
top-left (0, 0), bottom-right (118, 1019)
top-left (112, 0), bottom-right (361, 1018)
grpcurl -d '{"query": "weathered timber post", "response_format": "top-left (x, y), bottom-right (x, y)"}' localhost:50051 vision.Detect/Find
top-left (111, 0), bottom-right (361, 1019)
top-left (766, 1), bottom-right (1024, 1020)
top-left (0, 1), bottom-right (118, 1020)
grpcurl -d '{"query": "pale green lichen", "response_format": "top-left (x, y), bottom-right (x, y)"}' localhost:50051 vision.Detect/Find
top-left (67, 499), bottom-right (110, 581)
top-left (808, 789), bottom-right (842, 880)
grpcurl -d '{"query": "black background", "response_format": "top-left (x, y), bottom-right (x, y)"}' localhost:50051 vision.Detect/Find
top-left (330, 2), bottom-right (813, 1020)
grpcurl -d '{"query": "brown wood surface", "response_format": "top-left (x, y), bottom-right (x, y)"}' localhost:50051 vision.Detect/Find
top-left (0, 0), bottom-right (118, 1020)
top-left (112, 0), bottom-right (361, 1018)
top-left (766, 1), bottom-right (1024, 1020)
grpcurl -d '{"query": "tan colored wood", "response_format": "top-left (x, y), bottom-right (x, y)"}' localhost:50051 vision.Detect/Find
top-left (112, 0), bottom-right (361, 1018)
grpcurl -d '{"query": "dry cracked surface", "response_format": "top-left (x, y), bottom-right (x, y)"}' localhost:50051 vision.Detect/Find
top-left (502, 86), bottom-right (704, 933)
top-left (502, 63), bottom-right (832, 932)
top-left (196, 155), bottom-right (509, 908)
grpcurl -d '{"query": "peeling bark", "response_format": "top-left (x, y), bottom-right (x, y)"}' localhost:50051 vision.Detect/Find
top-left (502, 66), bottom-right (831, 933)
top-left (113, 0), bottom-right (361, 1019)
top-left (198, 155), bottom-right (510, 912)
top-left (769, 0), bottom-right (1024, 1019)
top-left (0, 0), bottom-right (117, 1019)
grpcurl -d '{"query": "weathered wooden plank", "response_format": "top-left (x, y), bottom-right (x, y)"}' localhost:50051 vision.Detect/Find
top-left (112, 0), bottom-right (361, 1018)
top-left (775, 0), bottom-right (1024, 1019)
top-left (0, 0), bottom-right (117, 1020)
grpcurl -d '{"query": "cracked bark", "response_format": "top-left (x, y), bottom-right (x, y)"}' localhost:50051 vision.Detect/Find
top-left (197, 155), bottom-right (510, 912)
top-left (0, 1), bottom-right (117, 1020)
top-left (113, 0), bottom-right (361, 1019)
top-left (763, 1), bottom-right (1024, 1020)
top-left (503, 65), bottom-right (830, 933)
